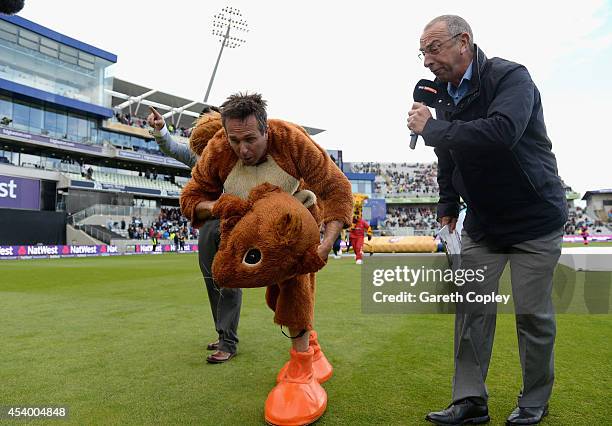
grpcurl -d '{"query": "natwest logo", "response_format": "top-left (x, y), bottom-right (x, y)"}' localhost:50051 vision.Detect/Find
top-left (0, 179), bottom-right (17, 199)
top-left (0, 175), bottom-right (40, 210)
top-left (70, 245), bottom-right (98, 254)
top-left (0, 246), bottom-right (14, 256)
top-left (27, 245), bottom-right (59, 255)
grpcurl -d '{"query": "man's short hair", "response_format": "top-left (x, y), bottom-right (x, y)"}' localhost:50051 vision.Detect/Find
top-left (220, 92), bottom-right (268, 135)
top-left (426, 15), bottom-right (474, 52)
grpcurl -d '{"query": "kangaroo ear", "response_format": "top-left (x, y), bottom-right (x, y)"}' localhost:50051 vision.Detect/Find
top-left (219, 215), bottom-right (243, 241)
top-left (293, 190), bottom-right (321, 223)
top-left (274, 212), bottom-right (302, 245)
top-left (293, 190), bottom-right (317, 208)
top-left (212, 194), bottom-right (250, 219)
top-left (248, 183), bottom-right (282, 203)
top-left (296, 245), bottom-right (327, 275)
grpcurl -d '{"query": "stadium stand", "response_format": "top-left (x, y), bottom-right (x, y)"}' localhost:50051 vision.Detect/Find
top-left (565, 205), bottom-right (610, 235)
top-left (348, 162), bottom-right (588, 237)
top-left (59, 171), bottom-right (183, 192)
top-left (349, 162), bottom-right (439, 197)
top-left (382, 206), bottom-right (439, 233)
top-left (125, 207), bottom-right (195, 239)
top-left (112, 112), bottom-right (193, 140)
top-left (79, 224), bottom-right (126, 244)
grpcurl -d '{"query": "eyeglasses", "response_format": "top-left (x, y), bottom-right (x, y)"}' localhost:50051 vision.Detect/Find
top-left (418, 33), bottom-right (462, 60)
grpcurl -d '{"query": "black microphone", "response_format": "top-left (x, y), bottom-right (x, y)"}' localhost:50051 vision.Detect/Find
top-left (409, 79), bottom-right (440, 149)
top-left (409, 132), bottom-right (419, 150)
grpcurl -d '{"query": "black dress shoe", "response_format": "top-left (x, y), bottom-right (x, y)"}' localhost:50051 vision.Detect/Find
top-left (506, 405), bottom-right (548, 425)
top-left (426, 399), bottom-right (490, 425)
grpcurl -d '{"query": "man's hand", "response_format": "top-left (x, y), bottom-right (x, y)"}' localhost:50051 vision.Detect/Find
top-left (195, 200), bottom-right (217, 220)
top-left (147, 106), bottom-right (165, 131)
top-left (439, 216), bottom-right (458, 232)
top-left (317, 220), bottom-right (343, 262)
top-left (407, 102), bottom-right (432, 134)
top-left (317, 242), bottom-right (332, 262)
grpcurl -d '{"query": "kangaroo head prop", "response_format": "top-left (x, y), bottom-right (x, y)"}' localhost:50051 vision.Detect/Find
top-left (211, 183), bottom-right (326, 288)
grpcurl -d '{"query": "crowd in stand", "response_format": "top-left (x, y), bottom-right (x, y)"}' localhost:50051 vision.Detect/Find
top-left (375, 164), bottom-right (438, 196)
top-left (350, 162), bottom-right (439, 196)
top-left (564, 206), bottom-right (608, 235)
top-left (350, 162), bottom-right (384, 175)
top-left (115, 112), bottom-right (147, 129)
top-left (114, 112), bottom-right (192, 138)
top-left (135, 169), bottom-right (178, 184)
top-left (381, 206), bottom-right (439, 232)
top-left (379, 204), bottom-right (606, 236)
top-left (350, 162), bottom-right (605, 237)
top-left (349, 162), bottom-right (440, 233)
top-left (126, 207), bottom-right (198, 241)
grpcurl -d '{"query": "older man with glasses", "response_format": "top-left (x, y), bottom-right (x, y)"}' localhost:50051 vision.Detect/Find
top-left (408, 15), bottom-right (567, 426)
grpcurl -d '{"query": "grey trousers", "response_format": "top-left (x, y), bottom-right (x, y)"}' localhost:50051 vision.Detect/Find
top-left (452, 227), bottom-right (563, 408)
top-left (198, 219), bottom-right (242, 354)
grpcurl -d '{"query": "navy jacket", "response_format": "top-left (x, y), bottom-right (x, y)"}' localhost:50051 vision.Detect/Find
top-left (421, 46), bottom-right (567, 246)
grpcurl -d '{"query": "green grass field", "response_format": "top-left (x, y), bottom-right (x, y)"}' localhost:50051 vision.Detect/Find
top-left (1, 254), bottom-right (610, 425)
top-left (562, 241), bottom-right (612, 247)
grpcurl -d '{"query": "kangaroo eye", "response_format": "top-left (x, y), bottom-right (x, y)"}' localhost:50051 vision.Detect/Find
top-left (243, 248), bottom-right (262, 266)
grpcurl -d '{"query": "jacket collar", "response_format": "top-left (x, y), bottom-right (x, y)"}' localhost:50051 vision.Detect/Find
top-left (468, 44), bottom-right (487, 95)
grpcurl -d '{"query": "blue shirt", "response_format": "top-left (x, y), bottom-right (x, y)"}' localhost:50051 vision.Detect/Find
top-left (447, 63), bottom-right (473, 105)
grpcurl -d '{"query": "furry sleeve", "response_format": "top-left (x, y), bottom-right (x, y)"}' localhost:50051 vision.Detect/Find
top-left (179, 135), bottom-right (237, 228)
top-left (268, 120), bottom-right (354, 227)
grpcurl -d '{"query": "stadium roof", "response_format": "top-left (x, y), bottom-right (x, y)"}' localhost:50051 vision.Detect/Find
top-left (0, 15), bottom-right (117, 62)
top-left (582, 189), bottom-right (612, 200)
top-left (109, 78), bottom-right (203, 130)
top-left (108, 78), bottom-right (325, 135)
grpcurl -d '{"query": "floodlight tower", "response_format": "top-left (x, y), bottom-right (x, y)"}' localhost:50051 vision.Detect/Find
top-left (204, 6), bottom-right (249, 103)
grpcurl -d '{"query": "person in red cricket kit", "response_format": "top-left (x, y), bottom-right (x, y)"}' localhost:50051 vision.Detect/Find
top-left (348, 217), bottom-right (372, 264)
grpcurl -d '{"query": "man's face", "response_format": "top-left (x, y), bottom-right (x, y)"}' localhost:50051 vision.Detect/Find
top-left (419, 21), bottom-right (465, 84)
top-left (225, 115), bottom-right (268, 166)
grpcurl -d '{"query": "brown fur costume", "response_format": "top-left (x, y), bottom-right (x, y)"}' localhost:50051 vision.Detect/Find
top-left (188, 111), bottom-right (222, 156)
top-left (180, 118), bottom-right (353, 329)
top-left (212, 183), bottom-right (326, 330)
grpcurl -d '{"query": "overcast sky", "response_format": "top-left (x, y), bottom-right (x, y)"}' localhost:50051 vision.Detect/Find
top-left (19, 0), bottom-right (612, 194)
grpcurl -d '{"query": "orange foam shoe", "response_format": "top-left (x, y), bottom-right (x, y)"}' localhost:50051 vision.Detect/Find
top-left (276, 331), bottom-right (333, 384)
top-left (265, 347), bottom-right (327, 426)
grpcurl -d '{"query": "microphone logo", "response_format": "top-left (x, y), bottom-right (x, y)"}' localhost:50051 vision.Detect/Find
top-left (418, 85), bottom-right (438, 94)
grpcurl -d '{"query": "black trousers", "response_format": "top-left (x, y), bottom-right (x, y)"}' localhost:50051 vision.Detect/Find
top-left (198, 219), bottom-right (242, 353)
